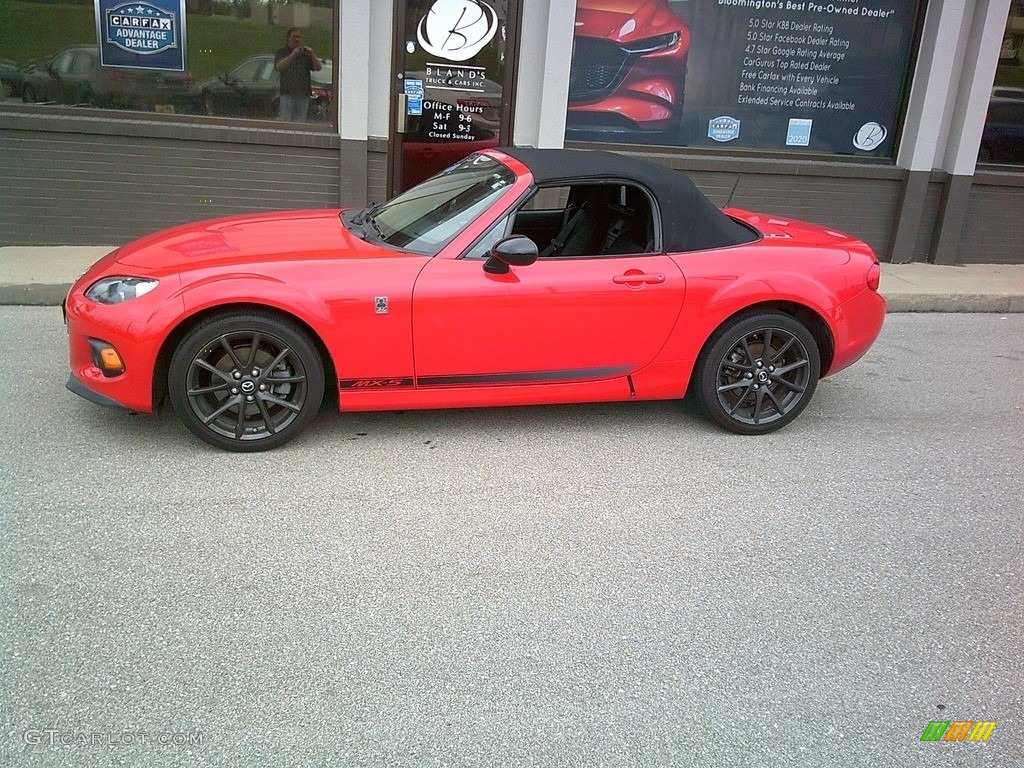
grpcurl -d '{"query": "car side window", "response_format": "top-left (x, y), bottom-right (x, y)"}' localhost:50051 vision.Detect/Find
top-left (511, 183), bottom-right (656, 258)
top-left (53, 51), bottom-right (76, 75)
top-left (257, 61), bottom-right (278, 83)
top-left (72, 53), bottom-right (96, 75)
top-left (233, 58), bottom-right (263, 82)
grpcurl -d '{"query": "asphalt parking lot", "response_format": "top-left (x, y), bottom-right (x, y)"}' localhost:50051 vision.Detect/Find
top-left (1, 308), bottom-right (1022, 767)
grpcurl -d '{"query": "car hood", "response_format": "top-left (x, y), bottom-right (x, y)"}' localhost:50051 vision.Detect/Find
top-left (574, 0), bottom-right (682, 42)
top-left (114, 209), bottom-right (388, 271)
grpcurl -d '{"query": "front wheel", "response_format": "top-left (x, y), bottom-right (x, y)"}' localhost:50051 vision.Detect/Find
top-left (696, 312), bottom-right (820, 435)
top-left (169, 313), bottom-right (325, 452)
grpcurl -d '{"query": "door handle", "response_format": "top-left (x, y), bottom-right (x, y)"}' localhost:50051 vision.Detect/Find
top-left (395, 93), bottom-right (408, 133)
top-left (613, 272), bottom-right (665, 285)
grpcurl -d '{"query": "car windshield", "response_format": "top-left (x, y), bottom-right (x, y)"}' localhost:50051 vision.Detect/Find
top-left (367, 155), bottom-right (515, 255)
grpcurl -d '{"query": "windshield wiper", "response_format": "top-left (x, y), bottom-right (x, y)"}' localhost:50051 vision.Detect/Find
top-left (360, 203), bottom-right (385, 241)
top-left (364, 211), bottom-right (384, 241)
top-left (341, 204), bottom-right (381, 241)
top-left (340, 209), bottom-right (367, 239)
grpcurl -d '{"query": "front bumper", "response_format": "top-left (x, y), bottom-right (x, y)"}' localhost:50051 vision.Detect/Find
top-left (66, 373), bottom-right (126, 409)
top-left (64, 263), bottom-right (183, 414)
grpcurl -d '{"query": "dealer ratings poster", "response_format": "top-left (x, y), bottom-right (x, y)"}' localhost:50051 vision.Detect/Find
top-left (568, 0), bottom-right (922, 157)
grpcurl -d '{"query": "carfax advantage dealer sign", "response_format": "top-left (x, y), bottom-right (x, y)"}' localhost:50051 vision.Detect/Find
top-left (94, 0), bottom-right (187, 71)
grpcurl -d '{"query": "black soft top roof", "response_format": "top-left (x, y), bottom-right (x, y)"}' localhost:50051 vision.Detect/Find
top-left (500, 147), bottom-right (756, 253)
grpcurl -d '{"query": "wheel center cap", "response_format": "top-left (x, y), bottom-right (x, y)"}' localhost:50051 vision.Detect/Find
top-left (757, 370), bottom-right (770, 383)
top-left (240, 380), bottom-right (256, 394)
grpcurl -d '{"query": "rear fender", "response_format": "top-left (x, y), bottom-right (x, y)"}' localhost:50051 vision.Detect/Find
top-left (659, 271), bottom-right (839, 369)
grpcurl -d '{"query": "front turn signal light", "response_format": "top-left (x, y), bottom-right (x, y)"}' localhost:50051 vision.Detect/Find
top-left (88, 339), bottom-right (125, 376)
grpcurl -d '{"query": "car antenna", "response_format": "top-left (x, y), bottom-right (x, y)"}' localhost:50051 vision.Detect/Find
top-left (725, 177), bottom-right (741, 209)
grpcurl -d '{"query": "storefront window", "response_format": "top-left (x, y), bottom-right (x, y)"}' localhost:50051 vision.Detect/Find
top-left (0, 0), bottom-right (335, 125)
top-left (565, 0), bottom-right (922, 159)
top-left (982, 0), bottom-right (1024, 165)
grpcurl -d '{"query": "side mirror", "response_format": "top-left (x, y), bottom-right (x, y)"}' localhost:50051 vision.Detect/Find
top-left (483, 235), bottom-right (538, 275)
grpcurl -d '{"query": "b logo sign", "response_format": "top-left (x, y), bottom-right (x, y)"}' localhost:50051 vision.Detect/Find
top-left (854, 122), bottom-right (888, 151)
top-left (417, 0), bottom-right (498, 62)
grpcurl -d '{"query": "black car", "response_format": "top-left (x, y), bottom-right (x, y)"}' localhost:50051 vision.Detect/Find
top-left (979, 94), bottom-right (1024, 165)
top-left (1, 58), bottom-right (23, 99)
top-left (200, 54), bottom-right (333, 121)
top-left (20, 45), bottom-right (196, 112)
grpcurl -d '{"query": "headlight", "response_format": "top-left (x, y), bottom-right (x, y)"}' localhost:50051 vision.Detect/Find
top-left (622, 32), bottom-right (680, 55)
top-left (85, 277), bottom-right (159, 305)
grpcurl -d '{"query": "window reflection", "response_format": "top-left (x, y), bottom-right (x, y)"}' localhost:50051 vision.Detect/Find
top-left (983, 1), bottom-right (1024, 165)
top-left (1, 0), bottom-right (335, 125)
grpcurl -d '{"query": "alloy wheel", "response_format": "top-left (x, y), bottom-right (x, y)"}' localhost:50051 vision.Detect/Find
top-left (697, 312), bottom-right (820, 434)
top-left (170, 313), bottom-right (324, 451)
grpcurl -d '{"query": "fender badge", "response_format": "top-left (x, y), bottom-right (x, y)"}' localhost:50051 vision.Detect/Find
top-left (375, 296), bottom-right (389, 314)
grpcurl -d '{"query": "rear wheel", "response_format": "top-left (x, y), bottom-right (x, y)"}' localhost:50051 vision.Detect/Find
top-left (696, 312), bottom-right (820, 434)
top-left (169, 312), bottom-right (324, 452)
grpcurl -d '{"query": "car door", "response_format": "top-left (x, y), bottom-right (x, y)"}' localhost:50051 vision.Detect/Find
top-left (43, 49), bottom-right (77, 103)
top-left (224, 57), bottom-right (265, 116)
top-left (411, 198), bottom-right (685, 386)
top-left (246, 58), bottom-right (280, 117)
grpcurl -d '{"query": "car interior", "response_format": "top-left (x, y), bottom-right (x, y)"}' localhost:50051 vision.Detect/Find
top-left (512, 183), bottom-right (656, 257)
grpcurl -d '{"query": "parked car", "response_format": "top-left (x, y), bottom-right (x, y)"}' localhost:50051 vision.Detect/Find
top-left (20, 45), bottom-right (196, 112)
top-left (566, 0), bottom-right (690, 142)
top-left (990, 86), bottom-right (1024, 100)
top-left (1, 58), bottom-right (23, 99)
top-left (310, 59), bottom-right (333, 122)
top-left (979, 94), bottom-right (1024, 164)
top-left (65, 148), bottom-right (885, 451)
top-left (200, 54), bottom-right (333, 120)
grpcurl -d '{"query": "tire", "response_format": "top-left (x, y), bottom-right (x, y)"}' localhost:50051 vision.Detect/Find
top-left (696, 312), bottom-right (820, 435)
top-left (169, 312), bottom-right (325, 452)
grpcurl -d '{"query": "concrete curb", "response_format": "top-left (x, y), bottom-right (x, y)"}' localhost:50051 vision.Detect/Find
top-left (0, 285), bottom-right (73, 307)
top-left (884, 294), bottom-right (1024, 313)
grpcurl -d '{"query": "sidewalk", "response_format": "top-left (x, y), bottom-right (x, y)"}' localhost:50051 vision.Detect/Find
top-left (1, 245), bottom-right (1023, 312)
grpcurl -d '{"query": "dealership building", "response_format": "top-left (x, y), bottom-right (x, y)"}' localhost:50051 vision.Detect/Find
top-left (1, 0), bottom-right (1021, 265)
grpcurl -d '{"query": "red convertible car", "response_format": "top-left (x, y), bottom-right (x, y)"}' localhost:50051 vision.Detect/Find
top-left (65, 148), bottom-right (885, 451)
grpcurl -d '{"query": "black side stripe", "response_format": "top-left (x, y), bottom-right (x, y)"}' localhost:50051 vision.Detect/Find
top-left (416, 366), bottom-right (632, 387)
top-left (338, 367), bottom-right (632, 390)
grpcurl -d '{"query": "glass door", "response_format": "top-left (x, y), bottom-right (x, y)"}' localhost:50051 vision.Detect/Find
top-left (390, 0), bottom-right (520, 194)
